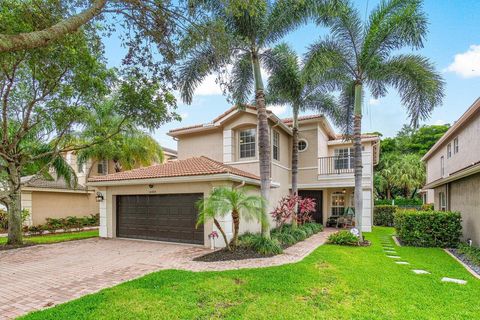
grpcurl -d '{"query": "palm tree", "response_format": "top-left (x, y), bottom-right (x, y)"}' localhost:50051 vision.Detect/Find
top-left (179, 0), bottom-right (334, 238)
top-left (196, 186), bottom-right (266, 251)
top-left (305, 0), bottom-right (444, 237)
top-left (264, 43), bottom-right (339, 228)
top-left (393, 154), bottom-right (425, 198)
top-left (75, 100), bottom-right (164, 174)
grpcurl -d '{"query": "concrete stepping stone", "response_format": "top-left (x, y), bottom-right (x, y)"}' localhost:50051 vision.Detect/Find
top-left (395, 261), bottom-right (410, 265)
top-left (385, 250), bottom-right (397, 254)
top-left (387, 255), bottom-right (401, 259)
top-left (412, 269), bottom-right (430, 274)
top-left (441, 277), bottom-right (467, 284)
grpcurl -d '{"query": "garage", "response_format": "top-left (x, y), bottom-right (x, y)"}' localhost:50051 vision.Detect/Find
top-left (116, 193), bottom-right (204, 245)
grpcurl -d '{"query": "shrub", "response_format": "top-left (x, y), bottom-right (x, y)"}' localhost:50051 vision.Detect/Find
top-left (303, 222), bottom-right (324, 233)
top-left (238, 232), bottom-right (258, 247)
top-left (272, 232), bottom-right (297, 246)
top-left (250, 236), bottom-right (283, 255)
top-left (457, 243), bottom-right (480, 265)
top-left (0, 209), bottom-right (7, 230)
top-left (28, 225), bottom-right (46, 235)
top-left (375, 198), bottom-right (422, 206)
top-left (327, 230), bottom-right (359, 246)
top-left (45, 218), bottom-right (63, 233)
top-left (291, 228), bottom-right (307, 241)
top-left (421, 203), bottom-right (434, 211)
top-left (270, 195), bottom-right (316, 227)
top-left (66, 216), bottom-right (83, 231)
top-left (394, 210), bottom-right (462, 247)
top-left (373, 205), bottom-right (397, 226)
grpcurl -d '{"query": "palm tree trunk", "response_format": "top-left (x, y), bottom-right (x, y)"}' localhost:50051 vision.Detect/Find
top-left (0, 0), bottom-right (107, 53)
top-left (230, 209), bottom-right (240, 248)
top-left (291, 106), bottom-right (299, 229)
top-left (6, 162), bottom-right (23, 245)
top-left (213, 218), bottom-right (231, 251)
top-left (353, 83), bottom-right (363, 241)
top-left (252, 52), bottom-right (271, 239)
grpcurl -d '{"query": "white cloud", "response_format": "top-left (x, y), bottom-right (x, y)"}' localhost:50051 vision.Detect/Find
top-left (267, 104), bottom-right (287, 115)
top-left (369, 98), bottom-right (381, 106)
top-left (434, 119), bottom-right (446, 125)
top-left (195, 74), bottom-right (223, 96)
top-left (445, 45), bottom-right (480, 78)
top-left (179, 112), bottom-right (189, 120)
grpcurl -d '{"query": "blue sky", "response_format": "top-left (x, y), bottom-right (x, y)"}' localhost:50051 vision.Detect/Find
top-left (102, 0), bottom-right (480, 149)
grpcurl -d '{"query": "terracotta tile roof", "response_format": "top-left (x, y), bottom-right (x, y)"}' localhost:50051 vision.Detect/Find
top-left (282, 114), bottom-right (324, 124)
top-left (88, 156), bottom-right (260, 183)
top-left (21, 175), bottom-right (88, 191)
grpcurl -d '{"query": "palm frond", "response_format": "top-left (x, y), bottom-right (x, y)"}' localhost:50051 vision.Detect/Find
top-left (230, 52), bottom-right (254, 105)
top-left (372, 54), bottom-right (444, 127)
top-left (361, 0), bottom-right (427, 65)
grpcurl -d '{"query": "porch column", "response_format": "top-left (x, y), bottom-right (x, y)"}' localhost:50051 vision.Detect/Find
top-left (361, 189), bottom-right (372, 232)
top-left (21, 191), bottom-right (33, 226)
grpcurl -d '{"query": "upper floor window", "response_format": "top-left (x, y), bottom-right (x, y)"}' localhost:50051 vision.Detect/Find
top-left (272, 130), bottom-right (280, 161)
top-left (447, 143), bottom-right (452, 159)
top-left (239, 128), bottom-right (256, 159)
top-left (439, 192), bottom-right (447, 211)
top-left (298, 139), bottom-right (308, 152)
top-left (453, 137), bottom-right (459, 154)
top-left (77, 162), bottom-right (84, 174)
top-left (97, 160), bottom-right (108, 175)
top-left (334, 148), bottom-right (354, 170)
top-left (440, 156), bottom-right (445, 177)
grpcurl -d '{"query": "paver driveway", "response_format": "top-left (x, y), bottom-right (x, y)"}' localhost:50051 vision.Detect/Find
top-left (0, 238), bottom-right (209, 319)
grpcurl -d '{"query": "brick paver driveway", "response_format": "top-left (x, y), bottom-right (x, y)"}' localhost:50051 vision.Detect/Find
top-left (0, 238), bottom-right (209, 319)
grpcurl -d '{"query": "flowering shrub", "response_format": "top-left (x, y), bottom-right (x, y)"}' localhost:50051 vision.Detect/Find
top-left (270, 195), bottom-right (317, 226)
top-left (208, 231), bottom-right (219, 239)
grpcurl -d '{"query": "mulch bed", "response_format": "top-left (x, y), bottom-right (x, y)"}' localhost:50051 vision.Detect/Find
top-left (448, 248), bottom-right (480, 277)
top-left (194, 246), bottom-right (275, 262)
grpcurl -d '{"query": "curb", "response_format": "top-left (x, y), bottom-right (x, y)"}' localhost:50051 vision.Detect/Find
top-left (444, 249), bottom-right (480, 280)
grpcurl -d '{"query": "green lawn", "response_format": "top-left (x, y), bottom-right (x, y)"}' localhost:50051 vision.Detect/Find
top-left (21, 227), bottom-right (480, 319)
top-left (0, 229), bottom-right (98, 245)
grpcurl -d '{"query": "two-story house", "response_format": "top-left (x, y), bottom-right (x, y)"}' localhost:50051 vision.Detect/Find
top-left (422, 98), bottom-right (480, 245)
top-left (88, 106), bottom-right (379, 247)
top-left (20, 149), bottom-right (178, 226)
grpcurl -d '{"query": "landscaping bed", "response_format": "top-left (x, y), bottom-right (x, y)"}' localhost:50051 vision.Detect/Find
top-left (194, 222), bottom-right (324, 262)
top-left (448, 244), bottom-right (480, 277)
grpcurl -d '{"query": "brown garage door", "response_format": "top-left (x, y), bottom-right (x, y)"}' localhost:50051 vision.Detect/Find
top-left (116, 193), bottom-right (204, 244)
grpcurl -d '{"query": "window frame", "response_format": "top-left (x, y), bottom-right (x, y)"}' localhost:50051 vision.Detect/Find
top-left (331, 192), bottom-right (346, 216)
top-left (439, 192), bottom-right (447, 211)
top-left (272, 130), bottom-right (280, 161)
top-left (440, 155), bottom-right (445, 177)
top-left (453, 137), bottom-right (459, 154)
top-left (447, 143), bottom-right (452, 159)
top-left (298, 139), bottom-right (308, 152)
top-left (238, 128), bottom-right (256, 159)
top-left (97, 160), bottom-right (107, 175)
top-left (334, 148), bottom-right (354, 170)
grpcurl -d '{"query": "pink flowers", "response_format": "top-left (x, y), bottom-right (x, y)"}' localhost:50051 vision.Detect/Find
top-left (208, 231), bottom-right (219, 239)
top-left (270, 195), bottom-right (317, 226)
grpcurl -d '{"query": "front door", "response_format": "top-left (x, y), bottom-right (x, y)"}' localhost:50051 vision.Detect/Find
top-left (298, 190), bottom-right (323, 224)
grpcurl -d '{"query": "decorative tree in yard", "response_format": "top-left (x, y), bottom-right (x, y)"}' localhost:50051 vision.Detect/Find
top-left (196, 186), bottom-right (266, 251)
top-left (0, 3), bottom-right (179, 245)
top-left (178, 0), bottom-right (335, 237)
top-left (305, 0), bottom-right (445, 238)
top-left (76, 101), bottom-right (166, 174)
top-left (265, 43), bottom-right (340, 228)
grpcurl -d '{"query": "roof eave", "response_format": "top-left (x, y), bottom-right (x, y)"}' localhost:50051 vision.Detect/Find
top-left (423, 163), bottom-right (480, 189)
top-left (87, 173), bottom-right (261, 187)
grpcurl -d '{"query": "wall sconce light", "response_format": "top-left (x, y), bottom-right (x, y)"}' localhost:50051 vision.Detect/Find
top-left (95, 192), bottom-right (104, 202)
top-left (342, 188), bottom-right (347, 194)
top-left (148, 184), bottom-right (154, 189)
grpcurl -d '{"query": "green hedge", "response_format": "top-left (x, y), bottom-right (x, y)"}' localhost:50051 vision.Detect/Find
top-left (394, 210), bottom-right (462, 247)
top-left (375, 198), bottom-right (422, 206)
top-left (373, 205), bottom-right (397, 226)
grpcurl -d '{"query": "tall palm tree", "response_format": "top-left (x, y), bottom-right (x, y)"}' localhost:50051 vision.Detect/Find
top-left (196, 186), bottom-right (266, 251)
top-left (265, 43), bottom-right (339, 228)
top-left (305, 0), bottom-right (444, 237)
top-left (178, 0), bottom-right (334, 237)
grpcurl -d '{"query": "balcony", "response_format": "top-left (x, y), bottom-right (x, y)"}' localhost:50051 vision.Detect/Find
top-left (318, 156), bottom-right (355, 175)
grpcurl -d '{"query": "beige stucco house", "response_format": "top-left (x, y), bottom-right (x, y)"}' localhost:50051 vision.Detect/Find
top-left (21, 149), bottom-right (178, 226)
top-left (88, 106), bottom-right (380, 247)
top-left (423, 98), bottom-right (480, 245)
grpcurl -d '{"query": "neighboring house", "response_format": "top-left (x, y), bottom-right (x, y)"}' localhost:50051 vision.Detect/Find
top-left (422, 98), bottom-right (480, 245)
top-left (21, 148), bottom-right (177, 226)
top-left (88, 106), bottom-right (380, 247)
